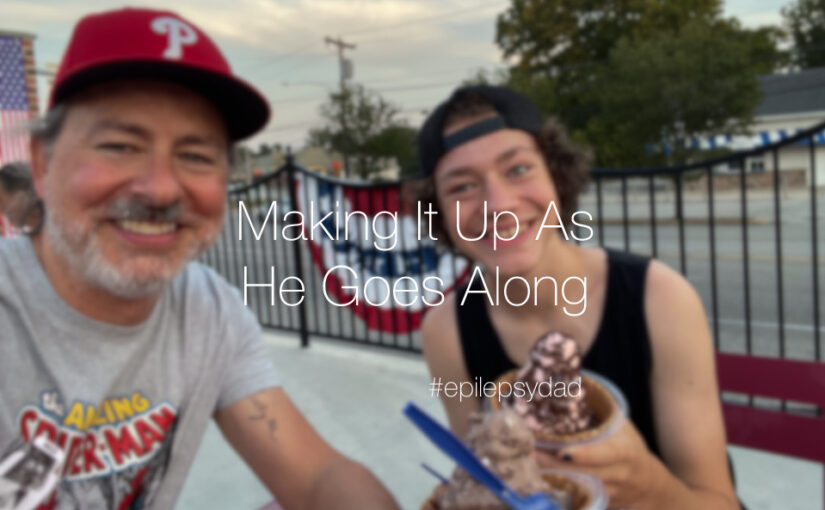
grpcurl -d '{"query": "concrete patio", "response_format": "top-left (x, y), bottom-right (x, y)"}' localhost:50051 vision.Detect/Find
top-left (176, 330), bottom-right (823, 510)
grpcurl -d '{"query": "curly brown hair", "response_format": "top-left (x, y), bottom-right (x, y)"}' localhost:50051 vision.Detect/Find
top-left (408, 90), bottom-right (592, 249)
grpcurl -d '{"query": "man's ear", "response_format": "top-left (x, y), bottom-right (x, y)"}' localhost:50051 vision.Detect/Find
top-left (29, 138), bottom-right (48, 199)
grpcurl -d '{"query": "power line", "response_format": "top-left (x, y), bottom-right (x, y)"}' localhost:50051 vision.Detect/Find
top-left (263, 79), bottom-right (467, 109)
top-left (359, 64), bottom-right (500, 86)
top-left (255, 77), bottom-right (825, 141)
top-left (259, 63), bottom-right (815, 132)
top-left (377, 80), bottom-right (462, 93)
top-left (255, 106), bottom-right (432, 140)
top-left (257, 119), bottom-right (320, 135)
top-left (234, 41), bottom-right (322, 72)
top-left (342, 0), bottom-right (508, 38)
top-left (235, 1), bottom-right (505, 71)
top-left (269, 53), bottom-right (335, 78)
top-left (264, 72), bottom-right (825, 116)
top-left (270, 93), bottom-right (329, 105)
top-left (232, 3), bottom-right (508, 88)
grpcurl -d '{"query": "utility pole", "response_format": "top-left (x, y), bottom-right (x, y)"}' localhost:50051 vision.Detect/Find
top-left (324, 36), bottom-right (356, 177)
top-left (324, 36), bottom-right (356, 89)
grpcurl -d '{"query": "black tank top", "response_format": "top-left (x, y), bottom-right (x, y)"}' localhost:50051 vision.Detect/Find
top-left (455, 249), bottom-right (660, 456)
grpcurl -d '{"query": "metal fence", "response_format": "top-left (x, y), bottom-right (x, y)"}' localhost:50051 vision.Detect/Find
top-left (202, 119), bottom-right (824, 363)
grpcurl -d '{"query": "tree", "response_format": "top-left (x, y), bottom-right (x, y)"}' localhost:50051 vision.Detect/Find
top-left (363, 124), bottom-right (420, 178)
top-left (494, 0), bottom-right (783, 166)
top-left (232, 145), bottom-right (254, 162)
top-left (783, 0), bottom-right (825, 69)
top-left (496, 0), bottom-right (722, 72)
top-left (257, 143), bottom-right (272, 156)
top-left (308, 84), bottom-right (417, 179)
top-left (461, 67), bottom-right (509, 86)
top-left (592, 18), bottom-right (783, 166)
top-left (495, 0), bottom-right (723, 136)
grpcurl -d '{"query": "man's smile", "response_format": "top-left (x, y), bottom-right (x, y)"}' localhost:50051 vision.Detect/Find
top-left (110, 219), bottom-right (185, 250)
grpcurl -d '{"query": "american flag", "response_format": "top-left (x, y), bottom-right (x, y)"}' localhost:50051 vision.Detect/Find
top-left (0, 35), bottom-right (31, 165)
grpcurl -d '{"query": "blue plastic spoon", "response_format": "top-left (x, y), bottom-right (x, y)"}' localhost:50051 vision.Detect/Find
top-left (421, 462), bottom-right (451, 485)
top-left (404, 402), bottom-right (560, 510)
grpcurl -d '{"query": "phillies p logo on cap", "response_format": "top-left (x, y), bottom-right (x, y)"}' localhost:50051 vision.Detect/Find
top-left (150, 16), bottom-right (198, 60)
top-left (49, 7), bottom-right (270, 140)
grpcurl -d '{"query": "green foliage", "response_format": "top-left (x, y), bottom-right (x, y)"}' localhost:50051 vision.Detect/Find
top-left (364, 124), bottom-right (421, 177)
top-left (594, 18), bottom-right (783, 166)
top-left (496, 0), bottom-right (722, 73)
top-left (461, 67), bottom-right (510, 86)
top-left (494, 0), bottom-right (784, 166)
top-left (495, 0), bottom-right (724, 146)
top-left (257, 143), bottom-right (272, 156)
top-left (308, 84), bottom-right (416, 179)
top-left (783, 0), bottom-right (825, 69)
top-left (232, 145), bottom-right (253, 161)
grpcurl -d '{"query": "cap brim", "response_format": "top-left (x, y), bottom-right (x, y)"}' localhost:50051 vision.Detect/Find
top-left (51, 60), bottom-right (270, 141)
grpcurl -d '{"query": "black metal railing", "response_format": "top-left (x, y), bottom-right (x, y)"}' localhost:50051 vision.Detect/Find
top-left (204, 164), bottom-right (469, 352)
top-left (585, 121), bottom-right (823, 364)
top-left (202, 120), bottom-right (824, 363)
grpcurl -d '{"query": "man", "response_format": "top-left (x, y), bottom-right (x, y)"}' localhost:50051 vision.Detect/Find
top-left (0, 7), bottom-right (399, 509)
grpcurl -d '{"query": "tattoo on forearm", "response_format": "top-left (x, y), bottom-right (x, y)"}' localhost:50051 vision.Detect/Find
top-left (248, 396), bottom-right (277, 441)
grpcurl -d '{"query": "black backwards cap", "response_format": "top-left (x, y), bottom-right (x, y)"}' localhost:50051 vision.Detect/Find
top-left (417, 85), bottom-right (544, 176)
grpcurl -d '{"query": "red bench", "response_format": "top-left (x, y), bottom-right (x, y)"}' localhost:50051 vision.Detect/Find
top-left (717, 353), bottom-right (825, 507)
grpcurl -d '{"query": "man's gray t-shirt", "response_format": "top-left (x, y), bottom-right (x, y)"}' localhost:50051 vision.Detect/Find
top-left (0, 236), bottom-right (280, 509)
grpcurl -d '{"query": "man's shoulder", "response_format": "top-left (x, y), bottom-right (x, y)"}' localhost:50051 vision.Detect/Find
top-left (171, 262), bottom-right (255, 324)
top-left (174, 262), bottom-right (242, 303)
top-left (170, 262), bottom-right (265, 363)
top-left (0, 236), bottom-right (34, 280)
top-left (0, 235), bottom-right (29, 259)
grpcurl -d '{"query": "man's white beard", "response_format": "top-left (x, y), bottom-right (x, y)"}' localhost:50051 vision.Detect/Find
top-left (44, 211), bottom-right (216, 300)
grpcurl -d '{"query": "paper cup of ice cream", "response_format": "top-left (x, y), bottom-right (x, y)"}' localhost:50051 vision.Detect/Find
top-left (488, 368), bottom-right (628, 450)
top-left (420, 469), bottom-right (607, 510)
top-left (418, 409), bottom-right (609, 510)
top-left (540, 469), bottom-right (608, 510)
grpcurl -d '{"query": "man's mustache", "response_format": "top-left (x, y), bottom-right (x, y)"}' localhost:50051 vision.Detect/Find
top-left (107, 199), bottom-right (189, 223)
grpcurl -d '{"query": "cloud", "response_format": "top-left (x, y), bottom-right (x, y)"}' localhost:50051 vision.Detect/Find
top-left (13, 0), bottom-right (784, 148)
top-left (736, 10), bottom-right (783, 28)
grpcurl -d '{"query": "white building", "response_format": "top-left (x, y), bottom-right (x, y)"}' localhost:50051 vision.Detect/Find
top-left (704, 67), bottom-right (825, 186)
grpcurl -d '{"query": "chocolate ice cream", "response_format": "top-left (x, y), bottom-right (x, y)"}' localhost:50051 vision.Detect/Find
top-left (433, 410), bottom-right (571, 510)
top-left (506, 332), bottom-right (595, 435)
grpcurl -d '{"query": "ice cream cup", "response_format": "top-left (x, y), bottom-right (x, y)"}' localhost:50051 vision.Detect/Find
top-left (487, 369), bottom-right (628, 450)
top-left (540, 469), bottom-right (608, 510)
top-left (419, 469), bottom-right (607, 510)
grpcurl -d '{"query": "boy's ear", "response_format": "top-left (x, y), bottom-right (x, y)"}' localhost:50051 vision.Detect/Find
top-left (29, 138), bottom-right (47, 199)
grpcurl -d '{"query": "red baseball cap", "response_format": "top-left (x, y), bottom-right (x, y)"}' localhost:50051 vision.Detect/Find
top-left (50, 7), bottom-right (270, 140)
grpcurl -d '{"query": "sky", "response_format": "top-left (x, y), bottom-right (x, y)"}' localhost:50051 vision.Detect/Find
top-left (3, 0), bottom-right (791, 150)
